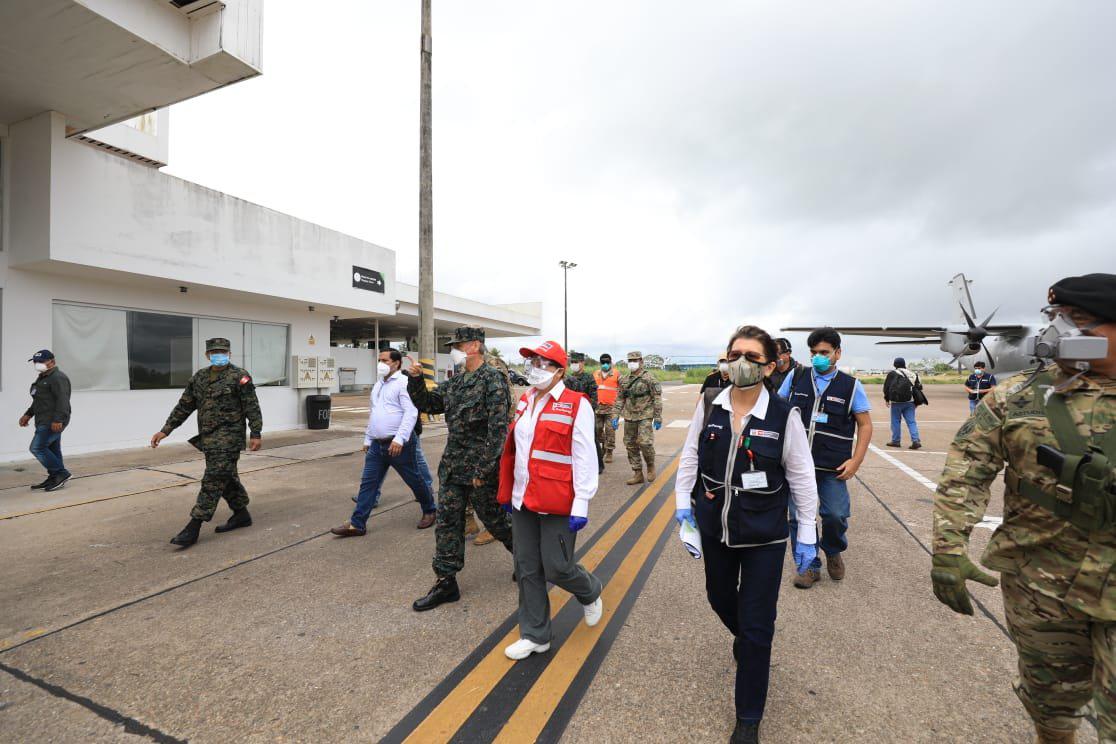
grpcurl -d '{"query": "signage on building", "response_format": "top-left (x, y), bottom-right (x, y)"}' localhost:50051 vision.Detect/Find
top-left (352, 266), bottom-right (385, 293)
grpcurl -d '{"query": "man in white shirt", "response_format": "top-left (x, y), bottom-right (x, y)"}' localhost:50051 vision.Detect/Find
top-left (331, 350), bottom-right (437, 536)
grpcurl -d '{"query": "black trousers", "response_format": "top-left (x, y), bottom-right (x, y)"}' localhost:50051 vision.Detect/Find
top-left (702, 538), bottom-right (786, 722)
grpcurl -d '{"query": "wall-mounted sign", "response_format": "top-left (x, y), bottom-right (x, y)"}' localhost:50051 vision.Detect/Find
top-left (352, 265), bottom-right (385, 293)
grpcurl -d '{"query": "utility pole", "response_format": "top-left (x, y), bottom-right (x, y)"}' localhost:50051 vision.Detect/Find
top-left (559, 260), bottom-right (577, 351)
top-left (418, 0), bottom-right (435, 380)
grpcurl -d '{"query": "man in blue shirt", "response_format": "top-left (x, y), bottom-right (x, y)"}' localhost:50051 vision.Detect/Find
top-left (963, 361), bottom-right (996, 414)
top-left (778, 328), bottom-right (873, 588)
top-left (331, 349), bottom-right (437, 536)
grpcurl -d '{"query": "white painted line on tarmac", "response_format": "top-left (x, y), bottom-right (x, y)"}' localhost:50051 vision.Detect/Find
top-left (871, 420), bottom-right (965, 425)
top-left (868, 443), bottom-right (1001, 531)
top-left (667, 420), bottom-right (690, 429)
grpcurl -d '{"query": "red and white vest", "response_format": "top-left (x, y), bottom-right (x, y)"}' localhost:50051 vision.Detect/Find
top-left (497, 387), bottom-right (584, 516)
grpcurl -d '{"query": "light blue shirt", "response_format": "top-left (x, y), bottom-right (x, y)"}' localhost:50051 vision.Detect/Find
top-left (365, 371), bottom-right (419, 446)
top-left (777, 368), bottom-right (871, 414)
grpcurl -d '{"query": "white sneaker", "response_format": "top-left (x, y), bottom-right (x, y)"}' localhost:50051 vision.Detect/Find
top-left (583, 597), bottom-right (603, 627)
top-left (504, 638), bottom-right (551, 660)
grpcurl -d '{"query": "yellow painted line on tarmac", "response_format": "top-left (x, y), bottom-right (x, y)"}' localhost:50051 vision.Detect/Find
top-left (401, 457), bottom-right (680, 744)
top-left (0, 628), bottom-right (48, 651)
top-left (493, 485), bottom-right (677, 743)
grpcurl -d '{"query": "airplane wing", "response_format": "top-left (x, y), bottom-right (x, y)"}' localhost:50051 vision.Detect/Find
top-left (982, 325), bottom-right (1028, 338)
top-left (874, 339), bottom-right (942, 345)
top-left (780, 326), bottom-right (945, 338)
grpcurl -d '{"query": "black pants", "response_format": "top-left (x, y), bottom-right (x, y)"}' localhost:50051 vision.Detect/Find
top-left (702, 538), bottom-right (786, 722)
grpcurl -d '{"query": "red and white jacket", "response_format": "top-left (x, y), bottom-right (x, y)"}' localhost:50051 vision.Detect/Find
top-left (497, 382), bottom-right (597, 517)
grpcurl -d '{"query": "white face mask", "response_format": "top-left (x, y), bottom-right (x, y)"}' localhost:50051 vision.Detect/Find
top-left (449, 348), bottom-right (468, 366)
top-left (34, 362), bottom-right (48, 372)
top-left (718, 363), bottom-right (729, 373)
top-left (377, 362), bottom-right (391, 378)
top-left (629, 361), bottom-right (640, 371)
top-left (527, 366), bottom-right (556, 390)
top-left (571, 363), bottom-right (582, 373)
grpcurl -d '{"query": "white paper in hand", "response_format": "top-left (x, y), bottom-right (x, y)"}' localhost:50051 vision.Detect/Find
top-left (679, 519), bottom-right (702, 559)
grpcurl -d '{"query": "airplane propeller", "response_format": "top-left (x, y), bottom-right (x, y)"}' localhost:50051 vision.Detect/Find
top-left (952, 303), bottom-right (999, 369)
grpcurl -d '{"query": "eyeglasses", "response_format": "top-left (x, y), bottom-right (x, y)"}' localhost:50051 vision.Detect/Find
top-left (1041, 305), bottom-right (1099, 327)
top-left (726, 351), bottom-right (768, 364)
top-left (525, 356), bottom-right (558, 370)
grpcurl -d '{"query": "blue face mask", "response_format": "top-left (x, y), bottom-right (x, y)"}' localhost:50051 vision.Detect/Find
top-left (209, 353), bottom-right (230, 367)
top-left (601, 363), bottom-right (611, 371)
top-left (811, 354), bottom-right (832, 374)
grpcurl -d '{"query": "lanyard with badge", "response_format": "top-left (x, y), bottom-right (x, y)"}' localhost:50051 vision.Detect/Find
top-left (811, 371), bottom-right (830, 425)
top-left (738, 434), bottom-right (769, 489)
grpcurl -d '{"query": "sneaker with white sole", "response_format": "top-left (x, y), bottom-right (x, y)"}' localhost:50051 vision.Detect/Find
top-left (583, 597), bottom-right (603, 627)
top-left (504, 638), bottom-right (550, 660)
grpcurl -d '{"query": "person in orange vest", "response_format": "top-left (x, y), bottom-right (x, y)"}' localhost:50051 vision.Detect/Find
top-left (593, 353), bottom-right (621, 463)
top-left (498, 340), bottom-right (603, 659)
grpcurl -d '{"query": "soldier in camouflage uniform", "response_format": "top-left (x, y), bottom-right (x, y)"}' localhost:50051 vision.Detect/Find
top-left (470, 352), bottom-right (517, 546)
top-left (152, 338), bottom-right (263, 548)
top-left (407, 326), bottom-right (514, 611)
top-left (564, 352), bottom-right (602, 473)
top-left (611, 350), bottom-right (663, 485)
top-left (932, 274), bottom-right (1116, 744)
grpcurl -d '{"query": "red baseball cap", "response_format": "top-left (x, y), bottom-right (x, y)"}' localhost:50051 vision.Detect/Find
top-left (520, 340), bottom-right (568, 369)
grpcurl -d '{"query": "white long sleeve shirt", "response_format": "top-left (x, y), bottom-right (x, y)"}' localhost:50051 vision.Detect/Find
top-left (511, 381), bottom-right (598, 518)
top-left (363, 371), bottom-right (419, 447)
top-left (675, 386), bottom-right (819, 546)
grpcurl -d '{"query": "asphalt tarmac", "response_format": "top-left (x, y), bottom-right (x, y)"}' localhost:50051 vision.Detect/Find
top-left (0, 383), bottom-right (1102, 742)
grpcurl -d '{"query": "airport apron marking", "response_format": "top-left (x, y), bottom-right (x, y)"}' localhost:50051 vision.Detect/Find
top-left (383, 453), bottom-right (681, 744)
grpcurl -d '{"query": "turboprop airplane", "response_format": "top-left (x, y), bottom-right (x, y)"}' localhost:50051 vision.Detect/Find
top-left (782, 274), bottom-right (1042, 378)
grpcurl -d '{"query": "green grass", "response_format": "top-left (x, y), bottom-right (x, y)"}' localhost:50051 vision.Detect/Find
top-left (649, 369), bottom-right (684, 382)
top-left (857, 373), bottom-right (966, 385)
top-left (684, 368), bottom-right (713, 384)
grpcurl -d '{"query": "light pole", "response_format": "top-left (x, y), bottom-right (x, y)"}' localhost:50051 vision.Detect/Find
top-left (559, 260), bottom-right (577, 352)
top-left (418, 0), bottom-right (435, 381)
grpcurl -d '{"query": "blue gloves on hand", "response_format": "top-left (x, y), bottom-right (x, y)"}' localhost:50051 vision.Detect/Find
top-left (568, 516), bottom-right (588, 532)
top-left (502, 503), bottom-right (514, 514)
top-left (674, 508), bottom-right (695, 527)
top-left (610, 418), bottom-right (619, 430)
top-left (794, 543), bottom-right (818, 573)
top-left (653, 419), bottom-right (662, 431)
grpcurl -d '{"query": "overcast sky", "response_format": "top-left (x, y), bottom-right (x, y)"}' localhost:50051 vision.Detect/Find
top-left (165, 1), bottom-right (1116, 369)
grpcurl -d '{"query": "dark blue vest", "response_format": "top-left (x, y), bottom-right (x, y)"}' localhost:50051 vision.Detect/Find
top-left (691, 395), bottom-right (793, 547)
top-left (789, 369), bottom-right (858, 470)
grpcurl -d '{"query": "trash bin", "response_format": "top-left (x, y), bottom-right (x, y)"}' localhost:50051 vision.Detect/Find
top-left (306, 394), bottom-right (331, 430)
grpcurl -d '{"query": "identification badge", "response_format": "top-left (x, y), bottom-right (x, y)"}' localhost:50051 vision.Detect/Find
top-left (814, 412), bottom-right (829, 424)
top-left (740, 471), bottom-right (768, 489)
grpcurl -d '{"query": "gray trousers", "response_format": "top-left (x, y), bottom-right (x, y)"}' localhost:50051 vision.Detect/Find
top-left (511, 507), bottom-right (603, 644)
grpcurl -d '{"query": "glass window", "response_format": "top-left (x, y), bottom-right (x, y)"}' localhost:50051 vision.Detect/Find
top-left (127, 312), bottom-right (193, 389)
top-left (197, 318), bottom-right (245, 370)
top-left (53, 304), bottom-right (130, 391)
top-left (247, 323), bottom-right (288, 386)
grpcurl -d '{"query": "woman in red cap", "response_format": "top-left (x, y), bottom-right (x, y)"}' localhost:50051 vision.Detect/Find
top-left (497, 340), bottom-right (604, 660)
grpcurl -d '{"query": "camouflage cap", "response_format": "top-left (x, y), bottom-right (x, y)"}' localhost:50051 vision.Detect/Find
top-left (626, 350), bottom-right (642, 361)
top-left (443, 326), bottom-right (485, 347)
top-left (569, 351), bottom-right (587, 363)
top-left (206, 337), bottom-right (231, 352)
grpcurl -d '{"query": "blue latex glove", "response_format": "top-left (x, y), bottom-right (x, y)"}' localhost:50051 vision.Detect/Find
top-left (674, 508), bottom-right (696, 527)
top-left (610, 418), bottom-right (619, 430)
top-left (569, 516), bottom-right (588, 532)
top-left (794, 543), bottom-right (818, 573)
top-left (653, 419), bottom-right (662, 431)
top-left (502, 503), bottom-right (514, 514)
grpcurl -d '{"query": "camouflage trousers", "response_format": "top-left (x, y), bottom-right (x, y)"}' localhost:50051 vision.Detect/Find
top-left (1001, 571), bottom-right (1115, 738)
top-left (623, 418), bottom-right (655, 473)
top-left (433, 480), bottom-right (513, 578)
top-left (190, 450), bottom-right (249, 521)
top-left (595, 410), bottom-right (616, 454)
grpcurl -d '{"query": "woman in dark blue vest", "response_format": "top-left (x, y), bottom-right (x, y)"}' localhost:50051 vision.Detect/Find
top-left (675, 325), bottom-right (820, 744)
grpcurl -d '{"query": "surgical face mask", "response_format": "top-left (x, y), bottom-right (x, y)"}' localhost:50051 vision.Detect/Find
top-left (449, 347), bottom-right (468, 366)
top-left (34, 362), bottom-right (48, 372)
top-left (718, 363), bottom-right (729, 374)
top-left (727, 358), bottom-right (765, 389)
top-left (629, 361), bottom-right (641, 371)
top-left (811, 354), bottom-right (832, 374)
top-left (571, 363), bottom-right (582, 373)
top-left (1027, 312), bottom-right (1108, 368)
top-left (377, 362), bottom-right (391, 378)
top-left (527, 365), bottom-right (556, 390)
top-left (601, 363), bottom-right (611, 371)
top-left (209, 353), bottom-right (230, 367)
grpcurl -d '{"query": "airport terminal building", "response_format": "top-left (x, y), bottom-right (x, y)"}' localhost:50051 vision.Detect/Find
top-left (0, 0), bottom-right (540, 461)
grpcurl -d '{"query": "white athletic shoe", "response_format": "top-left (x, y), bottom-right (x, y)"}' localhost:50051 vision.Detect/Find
top-left (504, 638), bottom-right (551, 660)
top-left (583, 597), bottom-right (603, 627)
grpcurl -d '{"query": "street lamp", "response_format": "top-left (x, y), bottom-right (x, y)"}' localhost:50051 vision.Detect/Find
top-left (559, 260), bottom-right (577, 352)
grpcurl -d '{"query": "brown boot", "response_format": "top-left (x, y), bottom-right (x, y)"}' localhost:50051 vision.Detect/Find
top-left (463, 510), bottom-right (480, 538)
top-left (604, 451), bottom-right (613, 464)
top-left (473, 529), bottom-right (496, 546)
top-left (626, 470), bottom-right (645, 485)
top-left (1034, 723), bottom-right (1076, 744)
top-left (793, 568), bottom-right (821, 589)
top-left (645, 459), bottom-right (656, 481)
top-left (826, 552), bottom-right (846, 581)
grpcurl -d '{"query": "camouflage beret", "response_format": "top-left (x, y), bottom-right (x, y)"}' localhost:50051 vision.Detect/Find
top-left (1048, 273), bottom-right (1116, 322)
top-left (626, 350), bottom-right (642, 361)
top-left (444, 326), bottom-right (486, 346)
top-left (205, 337), bottom-right (231, 352)
top-left (569, 351), bottom-right (586, 363)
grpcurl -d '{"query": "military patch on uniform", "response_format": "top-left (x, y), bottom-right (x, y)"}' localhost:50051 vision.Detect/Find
top-left (239, 375), bottom-right (252, 386)
top-left (973, 405), bottom-right (1000, 431)
top-left (749, 429), bottom-right (780, 440)
top-left (954, 418), bottom-right (977, 439)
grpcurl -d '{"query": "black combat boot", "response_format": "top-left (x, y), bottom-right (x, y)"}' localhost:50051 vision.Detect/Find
top-left (170, 518), bottom-right (203, 547)
top-left (214, 508), bottom-right (252, 533)
top-left (412, 577), bottom-right (461, 612)
top-left (730, 719), bottom-right (760, 744)
top-left (31, 477), bottom-right (52, 490)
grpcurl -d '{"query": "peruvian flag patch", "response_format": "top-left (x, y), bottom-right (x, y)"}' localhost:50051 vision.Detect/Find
top-left (239, 375), bottom-right (252, 385)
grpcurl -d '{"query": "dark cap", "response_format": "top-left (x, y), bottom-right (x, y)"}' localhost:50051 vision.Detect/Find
top-left (444, 326), bottom-right (485, 347)
top-left (569, 351), bottom-right (586, 363)
top-left (599, 353), bottom-right (612, 363)
top-left (1048, 273), bottom-right (1116, 322)
top-left (28, 349), bottom-right (55, 363)
top-left (894, 357), bottom-right (906, 368)
top-left (205, 337), bottom-right (231, 353)
top-left (775, 338), bottom-right (792, 354)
